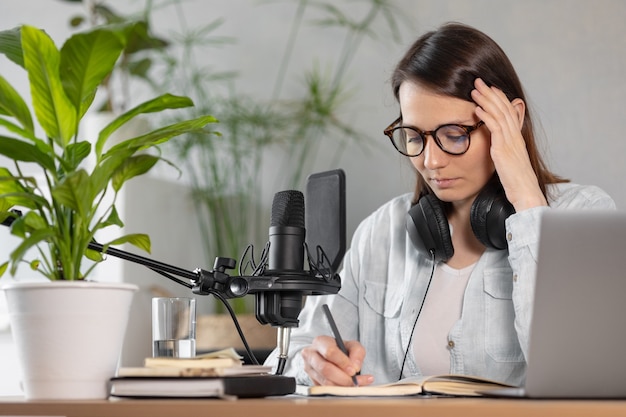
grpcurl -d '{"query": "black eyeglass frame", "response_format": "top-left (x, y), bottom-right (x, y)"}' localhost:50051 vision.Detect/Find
top-left (383, 117), bottom-right (485, 157)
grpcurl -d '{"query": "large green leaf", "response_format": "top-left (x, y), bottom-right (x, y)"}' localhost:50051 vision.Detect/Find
top-left (0, 135), bottom-right (56, 171)
top-left (21, 25), bottom-right (77, 146)
top-left (95, 94), bottom-right (195, 159)
top-left (0, 119), bottom-right (55, 159)
top-left (0, 168), bottom-right (49, 210)
top-left (0, 184), bottom-right (46, 210)
top-left (0, 192), bottom-right (47, 211)
top-left (0, 27), bottom-right (24, 68)
top-left (60, 27), bottom-right (126, 119)
top-left (50, 169), bottom-right (91, 217)
top-left (104, 115), bottom-right (218, 157)
top-left (89, 148), bottom-right (133, 198)
top-left (105, 233), bottom-right (151, 254)
top-left (0, 117), bottom-right (44, 146)
top-left (0, 261), bottom-right (8, 278)
top-left (0, 74), bottom-right (34, 132)
top-left (111, 154), bottom-right (158, 192)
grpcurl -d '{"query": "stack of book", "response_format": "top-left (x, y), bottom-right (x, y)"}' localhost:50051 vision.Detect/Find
top-left (109, 348), bottom-right (295, 398)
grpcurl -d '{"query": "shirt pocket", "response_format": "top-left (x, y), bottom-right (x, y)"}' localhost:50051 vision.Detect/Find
top-left (363, 279), bottom-right (402, 318)
top-left (483, 269), bottom-right (525, 363)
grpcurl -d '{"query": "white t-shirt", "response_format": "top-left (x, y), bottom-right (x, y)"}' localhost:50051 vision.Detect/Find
top-left (412, 262), bottom-right (475, 376)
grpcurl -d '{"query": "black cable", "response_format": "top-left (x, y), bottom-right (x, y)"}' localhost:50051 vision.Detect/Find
top-left (145, 264), bottom-right (260, 366)
top-left (139, 266), bottom-right (261, 366)
top-left (147, 267), bottom-right (193, 289)
top-left (398, 250), bottom-right (436, 380)
top-left (208, 289), bottom-right (260, 366)
top-left (91, 239), bottom-right (260, 365)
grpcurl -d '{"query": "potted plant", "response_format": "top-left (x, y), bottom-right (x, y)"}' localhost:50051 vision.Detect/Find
top-left (0, 22), bottom-right (217, 399)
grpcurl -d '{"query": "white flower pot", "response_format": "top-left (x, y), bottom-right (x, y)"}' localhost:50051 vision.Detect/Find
top-left (2, 281), bottom-right (138, 400)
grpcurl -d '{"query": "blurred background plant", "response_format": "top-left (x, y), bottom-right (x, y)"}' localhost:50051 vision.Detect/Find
top-left (60, 0), bottom-right (408, 313)
top-left (60, 0), bottom-right (169, 113)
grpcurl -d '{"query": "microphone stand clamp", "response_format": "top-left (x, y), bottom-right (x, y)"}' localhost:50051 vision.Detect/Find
top-left (191, 257), bottom-right (249, 299)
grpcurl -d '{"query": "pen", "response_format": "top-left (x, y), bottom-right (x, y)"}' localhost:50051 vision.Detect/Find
top-left (322, 303), bottom-right (359, 386)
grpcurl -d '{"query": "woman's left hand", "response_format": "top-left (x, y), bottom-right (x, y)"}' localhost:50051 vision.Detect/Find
top-left (471, 78), bottom-right (547, 212)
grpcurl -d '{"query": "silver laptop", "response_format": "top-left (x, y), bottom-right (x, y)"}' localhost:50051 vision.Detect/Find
top-left (499, 209), bottom-right (626, 398)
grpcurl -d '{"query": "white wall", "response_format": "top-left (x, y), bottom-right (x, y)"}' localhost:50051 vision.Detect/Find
top-left (1, 0), bottom-right (625, 395)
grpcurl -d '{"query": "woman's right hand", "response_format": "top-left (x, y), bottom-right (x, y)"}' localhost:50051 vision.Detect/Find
top-left (300, 335), bottom-right (373, 386)
top-left (471, 78), bottom-right (547, 212)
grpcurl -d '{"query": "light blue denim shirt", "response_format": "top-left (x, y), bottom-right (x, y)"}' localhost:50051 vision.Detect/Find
top-left (264, 183), bottom-right (616, 386)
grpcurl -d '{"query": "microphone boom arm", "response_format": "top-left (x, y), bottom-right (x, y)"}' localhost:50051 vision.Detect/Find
top-left (5, 213), bottom-right (341, 328)
top-left (87, 241), bottom-right (340, 326)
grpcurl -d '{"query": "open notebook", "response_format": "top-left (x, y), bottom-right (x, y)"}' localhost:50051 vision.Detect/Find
top-left (494, 209), bottom-right (626, 398)
top-left (296, 374), bottom-right (512, 397)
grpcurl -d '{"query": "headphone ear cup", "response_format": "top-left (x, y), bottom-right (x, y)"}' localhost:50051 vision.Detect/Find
top-left (470, 184), bottom-right (515, 250)
top-left (407, 194), bottom-right (454, 262)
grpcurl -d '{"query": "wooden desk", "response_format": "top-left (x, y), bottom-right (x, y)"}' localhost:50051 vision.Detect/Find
top-left (1, 396), bottom-right (626, 417)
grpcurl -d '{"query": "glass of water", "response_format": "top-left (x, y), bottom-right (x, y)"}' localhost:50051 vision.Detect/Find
top-left (152, 297), bottom-right (196, 358)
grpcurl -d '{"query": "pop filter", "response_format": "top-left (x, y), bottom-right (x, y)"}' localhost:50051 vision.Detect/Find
top-left (305, 169), bottom-right (346, 276)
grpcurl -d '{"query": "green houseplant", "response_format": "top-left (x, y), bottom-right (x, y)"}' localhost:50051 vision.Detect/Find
top-left (0, 24), bottom-right (216, 280)
top-left (0, 23), bottom-right (217, 399)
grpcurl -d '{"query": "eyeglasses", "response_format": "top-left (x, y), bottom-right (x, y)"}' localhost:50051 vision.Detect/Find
top-left (384, 117), bottom-right (485, 157)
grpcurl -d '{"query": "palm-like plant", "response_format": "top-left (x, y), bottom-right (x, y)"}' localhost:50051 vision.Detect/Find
top-left (160, 0), bottom-right (406, 276)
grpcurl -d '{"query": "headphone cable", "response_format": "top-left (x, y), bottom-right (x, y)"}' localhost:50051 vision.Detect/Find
top-left (398, 249), bottom-right (436, 380)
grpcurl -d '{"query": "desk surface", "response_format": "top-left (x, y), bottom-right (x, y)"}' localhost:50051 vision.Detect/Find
top-left (2, 396), bottom-right (626, 417)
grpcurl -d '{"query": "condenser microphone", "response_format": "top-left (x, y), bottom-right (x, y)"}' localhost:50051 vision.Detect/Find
top-left (253, 170), bottom-right (346, 324)
top-left (258, 190), bottom-right (307, 374)
top-left (255, 190), bottom-right (308, 327)
top-left (268, 190), bottom-right (306, 275)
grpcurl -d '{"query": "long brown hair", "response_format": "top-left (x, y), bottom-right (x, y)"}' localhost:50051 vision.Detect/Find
top-left (391, 22), bottom-right (567, 204)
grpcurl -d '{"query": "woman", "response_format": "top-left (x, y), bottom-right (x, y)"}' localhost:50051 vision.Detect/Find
top-left (264, 22), bottom-right (615, 387)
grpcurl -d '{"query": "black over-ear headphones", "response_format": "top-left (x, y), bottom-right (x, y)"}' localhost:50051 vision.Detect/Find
top-left (406, 176), bottom-right (515, 262)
